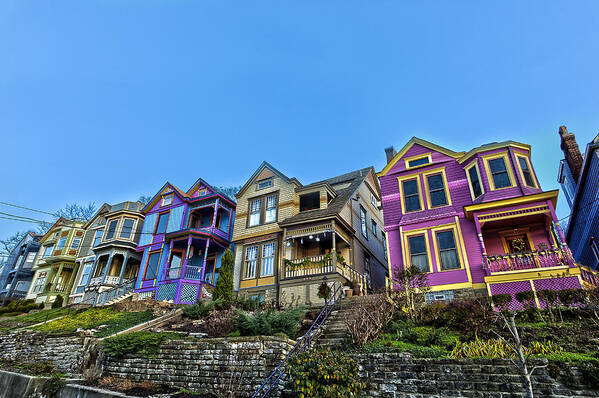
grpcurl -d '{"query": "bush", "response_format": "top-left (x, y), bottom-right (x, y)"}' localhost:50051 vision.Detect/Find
top-left (0, 299), bottom-right (40, 315)
top-left (491, 294), bottom-right (512, 310)
top-left (233, 307), bottom-right (304, 338)
top-left (287, 349), bottom-right (365, 396)
top-left (345, 293), bottom-right (397, 346)
top-left (558, 289), bottom-right (586, 307)
top-left (199, 309), bottom-right (236, 337)
top-left (421, 298), bottom-right (493, 335)
top-left (103, 331), bottom-right (182, 358)
top-left (212, 248), bottom-right (234, 304)
top-left (234, 296), bottom-right (262, 311)
top-left (515, 291), bottom-right (535, 308)
top-left (41, 374), bottom-right (66, 398)
top-left (450, 337), bottom-right (562, 359)
top-left (364, 335), bottom-right (449, 358)
top-left (51, 295), bottom-right (63, 309)
top-left (182, 301), bottom-right (214, 319)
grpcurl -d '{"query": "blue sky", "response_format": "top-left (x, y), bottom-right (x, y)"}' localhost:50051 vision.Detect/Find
top-left (1, 1), bottom-right (598, 240)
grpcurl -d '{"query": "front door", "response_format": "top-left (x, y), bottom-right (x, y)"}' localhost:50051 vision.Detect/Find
top-left (506, 234), bottom-right (531, 254)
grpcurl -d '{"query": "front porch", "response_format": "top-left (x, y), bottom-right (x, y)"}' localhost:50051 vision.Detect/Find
top-left (38, 262), bottom-right (78, 303)
top-left (88, 252), bottom-right (140, 288)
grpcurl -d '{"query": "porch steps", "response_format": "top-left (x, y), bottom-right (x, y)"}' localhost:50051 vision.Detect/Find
top-left (314, 296), bottom-right (363, 348)
top-left (104, 292), bottom-right (134, 306)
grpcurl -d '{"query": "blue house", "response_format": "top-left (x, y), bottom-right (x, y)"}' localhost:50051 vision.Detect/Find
top-left (0, 232), bottom-right (41, 301)
top-left (557, 125), bottom-right (599, 270)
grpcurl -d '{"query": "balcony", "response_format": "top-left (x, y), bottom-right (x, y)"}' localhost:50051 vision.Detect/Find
top-left (165, 265), bottom-right (203, 281)
top-left (281, 253), bottom-right (366, 287)
top-left (104, 275), bottom-right (120, 285)
top-left (484, 248), bottom-right (575, 274)
top-left (45, 283), bottom-right (68, 293)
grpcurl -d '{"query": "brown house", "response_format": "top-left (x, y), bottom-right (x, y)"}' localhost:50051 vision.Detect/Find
top-left (232, 162), bottom-right (388, 306)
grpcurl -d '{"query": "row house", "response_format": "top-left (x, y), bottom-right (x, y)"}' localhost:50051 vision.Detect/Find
top-left (134, 179), bottom-right (236, 304)
top-left (0, 232), bottom-right (41, 301)
top-left (68, 201), bottom-right (145, 305)
top-left (25, 218), bottom-right (85, 305)
top-left (557, 126), bottom-right (599, 271)
top-left (378, 137), bottom-right (595, 309)
top-left (232, 162), bottom-right (387, 306)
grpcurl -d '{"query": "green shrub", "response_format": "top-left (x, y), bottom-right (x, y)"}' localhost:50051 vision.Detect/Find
top-left (558, 289), bottom-right (586, 307)
top-left (515, 290), bottom-right (535, 308)
top-left (103, 331), bottom-right (182, 358)
top-left (0, 299), bottom-right (40, 315)
top-left (450, 337), bottom-right (562, 359)
top-left (182, 301), bottom-right (214, 319)
top-left (212, 248), bottom-right (234, 304)
top-left (491, 294), bottom-right (512, 310)
top-left (51, 295), bottom-right (63, 309)
top-left (364, 336), bottom-right (448, 358)
top-left (41, 374), bottom-right (65, 398)
top-left (234, 296), bottom-right (262, 311)
top-left (233, 307), bottom-right (304, 338)
top-left (287, 349), bottom-right (365, 396)
top-left (422, 298), bottom-right (493, 334)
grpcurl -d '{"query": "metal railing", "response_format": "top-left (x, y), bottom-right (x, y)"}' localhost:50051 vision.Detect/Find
top-left (184, 265), bottom-right (203, 280)
top-left (97, 278), bottom-right (135, 305)
top-left (484, 248), bottom-right (575, 274)
top-left (580, 266), bottom-right (599, 287)
top-left (251, 282), bottom-right (344, 398)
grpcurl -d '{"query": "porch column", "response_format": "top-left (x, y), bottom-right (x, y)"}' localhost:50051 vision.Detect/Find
top-left (51, 264), bottom-right (64, 291)
top-left (211, 199), bottom-right (220, 228)
top-left (65, 265), bottom-right (78, 294)
top-left (200, 239), bottom-right (211, 283)
top-left (547, 202), bottom-right (568, 247)
top-left (85, 256), bottom-right (100, 288)
top-left (473, 216), bottom-right (489, 274)
top-left (331, 221), bottom-right (337, 269)
top-left (101, 253), bottom-right (114, 284)
top-left (162, 240), bottom-right (174, 281)
top-left (117, 252), bottom-right (130, 284)
top-left (180, 236), bottom-right (192, 280)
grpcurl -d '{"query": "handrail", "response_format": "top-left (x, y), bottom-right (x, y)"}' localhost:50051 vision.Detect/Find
top-left (251, 282), bottom-right (344, 398)
top-left (484, 247), bottom-right (575, 274)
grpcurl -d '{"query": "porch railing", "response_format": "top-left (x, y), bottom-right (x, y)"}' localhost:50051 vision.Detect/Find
top-left (580, 266), bottom-right (599, 287)
top-left (165, 266), bottom-right (182, 280)
top-left (97, 278), bottom-right (136, 306)
top-left (104, 275), bottom-right (120, 285)
top-left (184, 265), bottom-right (203, 280)
top-left (484, 248), bottom-right (575, 274)
top-left (251, 282), bottom-right (344, 398)
top-left (281, 254), bottom-right (366, 290)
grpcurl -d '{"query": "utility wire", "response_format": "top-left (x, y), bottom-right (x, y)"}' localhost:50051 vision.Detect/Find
top-left (0, 201), bottom-right (58, 217)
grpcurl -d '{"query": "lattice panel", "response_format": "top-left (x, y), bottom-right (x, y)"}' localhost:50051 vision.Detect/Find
top-left (533, 276), bottom-right (582, 309)
top-left (180, 283), bottom-right (198, 304)
top-left (488, 281), bottom-right (531, 311)
top-left (156, 283), bottom-right (177, 302)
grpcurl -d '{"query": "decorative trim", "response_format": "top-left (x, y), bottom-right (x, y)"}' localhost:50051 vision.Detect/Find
top-left (463, 190), bottom-right (559, 219)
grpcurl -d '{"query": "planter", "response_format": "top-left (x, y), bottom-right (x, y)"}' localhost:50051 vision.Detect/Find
top-left (345, 288), bottom-right (353, 298)
top-left (354, 283), bottom-right (363, 296)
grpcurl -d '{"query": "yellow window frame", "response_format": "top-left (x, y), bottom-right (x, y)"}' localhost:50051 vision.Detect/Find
top-left (464, 159), bottom-right (485, 201)
top-left (423, 168), bottom-right (452, 209)
top-left (431, 225), bottom-right (465, 272)
top-left (514, 154), bottom-right (539, 189)
top-left (482, 152), bottom-right (516, 191)
top-left (402, 229), bottom-right (433, 273)
top-left (397, 174), bottom-right (424, 214)
top-left (404, 152), bottom-right (432, 170)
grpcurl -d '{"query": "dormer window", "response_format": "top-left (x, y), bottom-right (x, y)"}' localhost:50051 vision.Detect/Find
top-left (516, 155), bottom-right (537, 188)
top-left (483, 153), bottom-right (515, 190)
top-left (198, 188), bottom-right (207, 197)
top-left (300, 192), bottom-right (320, 212)
top-left (161, 195), bottom-right (173, 207)
top-left (466, 162), bottom-right (484, 199)
top-left (257, 179), bottom-right (273, 190)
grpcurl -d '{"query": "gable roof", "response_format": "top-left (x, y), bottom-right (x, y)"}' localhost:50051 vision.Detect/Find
top-left (236, 161), bottom-right (301, 198)
top-left (377, 137), bottom-right (464, 177)
top-left (39, 217), bottom-right (84, 242)
top-left (141, 182), bottom-right (186, 213)
top-left (457, 140), bottom-right (531, 164)
top-left (279, 166), bottom-right (375, 227)
top-left (187, 178), bottom-right (237, 204)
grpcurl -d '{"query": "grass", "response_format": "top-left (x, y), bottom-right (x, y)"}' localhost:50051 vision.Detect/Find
top-left (31, 307), bottom-right (155, 337)
top-left (0, 307), bottom-right (73, 330)
top-left (364, 334), bottom-right (450, 358)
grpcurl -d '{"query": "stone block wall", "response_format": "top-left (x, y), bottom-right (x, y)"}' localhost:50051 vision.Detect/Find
top-left (0, 331), bottom-right (94, 375)
top-left (103, 336), bottom-right (294, 397)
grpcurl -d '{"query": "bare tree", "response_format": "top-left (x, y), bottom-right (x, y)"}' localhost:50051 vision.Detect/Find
top-left (0, 231), bottom-right (29, 255)
top-left (345, 293), bottom-right (397, 346)
top-left (137, 195), bottom-right (152, 205)
top-left (37, 202), bottom-right (98, 233)
top-left (391, 265), bottom-right (430, 321)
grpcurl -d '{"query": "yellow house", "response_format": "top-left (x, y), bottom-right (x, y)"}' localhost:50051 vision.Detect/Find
top-left (26, 218), bottom-right (85, 305)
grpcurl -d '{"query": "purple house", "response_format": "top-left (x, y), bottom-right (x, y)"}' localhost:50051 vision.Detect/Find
top-left (378, 137), bottom-right (597, 309)
top-left (134, 179), bottom-right (236, 304)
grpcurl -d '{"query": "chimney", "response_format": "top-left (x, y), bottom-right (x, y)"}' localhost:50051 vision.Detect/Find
top-left (384, 146), bottom-right (397, 164)
top-left (559, 125), bottom-right (583, 182)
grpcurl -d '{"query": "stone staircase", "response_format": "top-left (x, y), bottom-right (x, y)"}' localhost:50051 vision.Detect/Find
top-left (314, 296), bottom-right (363, 348)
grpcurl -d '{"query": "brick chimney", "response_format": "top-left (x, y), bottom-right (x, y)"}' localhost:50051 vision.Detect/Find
top-left (384, 146), bottom-right (397, 164)
top-left (559, 125), bottom-right (583, 182)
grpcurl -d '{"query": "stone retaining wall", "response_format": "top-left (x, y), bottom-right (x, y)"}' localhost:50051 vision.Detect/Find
top-left (0, 331), bottom-right (94, 375)
top-left (103, 336), bottom-right (295, 397)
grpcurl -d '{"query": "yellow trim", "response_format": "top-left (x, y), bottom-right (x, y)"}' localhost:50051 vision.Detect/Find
top-left (385, 230), bottom-right (393, 281)
top-left (430, 225), bottom-right (464, 272)
top-left (402, 229), bottom-right (433, 273)
top-left (423, 168), bottom-right (452, 209)
top-left (482, 152), bottom-right (516, 191)
top-left (476, 205), bottom-right (550, 224)
top-left (472, 283), bottom-right (486, 289)
top-left (458, 141), bottom-right (531, 164)
top-left (257, 276), bottom-right (275, 286)
top-left (240, 279), bottom-right (258, 288)
top-left (484, 266), bottom-right (579, 283)
top-left (529, 280), bottom-right (541, 308)
top-left (378, 137), bottom-right (464, 177)
top-left (464, 159), bottom-right (485, 201)
top-left (515, 154), bottom-right (539, 189)
top-left (428, 282), bottom-right (473, 292)
top-left (397, 175), bottom-right (424, 214)
top-left (463, 190), bottom-right (559, 219)
top-left (454, 216), bottom-right (473, 283)
top-left (404, 152), bottom-right (432, 169)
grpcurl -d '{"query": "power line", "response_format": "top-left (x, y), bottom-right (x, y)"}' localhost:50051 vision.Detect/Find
top-left (0, 201), bottom-right (58, 217)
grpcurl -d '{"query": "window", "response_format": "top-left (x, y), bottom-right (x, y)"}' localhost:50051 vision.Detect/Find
top-left (198, 188), bottom-right (207, 197)
top-left (436, 230), bottom-right (460, 270)
top-left (408, 157), bottom-right (430, 168)
top-left (249, 198), bottom-right (262, 227)
top-left (155, 212), bottom-right (169, 234)
top-left (56, 238), bottom-right (67, 250)
top-left (120, 219), bottom-right (135, 239)
top-left (257, 179), bottom-right (272, 190)
top-left (360, 206), bottom-right (368, 238)
top-left (408, 235), bottom-right (429, 273)
top-left (42, 246), bottom-right (53, 258)
top-left (265, 195), bottom-right (277, 223)
top-left (467, 164), bottom-right (483, 199)
top-left (25, 252), bottom-right (36, 263)
top-left (217, 209), bottom-right (230, 232)
top-left (161, 195), bottom-right (173, 207)
top-left (517, 156), bottom-right (536, 187)
top-left (105, 220), bottom-right (118, 240)
top-left (93, 229), bottom-right (103, 247)
top-left (590, 237), bottom-right (599, 265)
top-left (371, 193), bottom-right (377, 206)
top-left (371, 220), bottom-right (377, 237)
top-left (244, 246), bottom-right (258, 279)
top-left (33, 273), bottom-right (47, 293)
top-left (488, 157), bottom-right (512, 189)
top-left (382, 232), bottom-right (388, 259)
top-left (402, 179), bottom-right (421, 212)
top-left (144, 252), bottom-right (161, 280)
top-left (14, 281), bottom-right (30, 292)
top-left (426, 174), bottom-right (448, 207)
top-left (79, 262), bottom-right (93, 286)
top-left (261, 242), bottom-right (275, 276)
top-left (300, 192), bottom-right (320, 212)
top-left (70, 238), bottom-right (81, 250)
